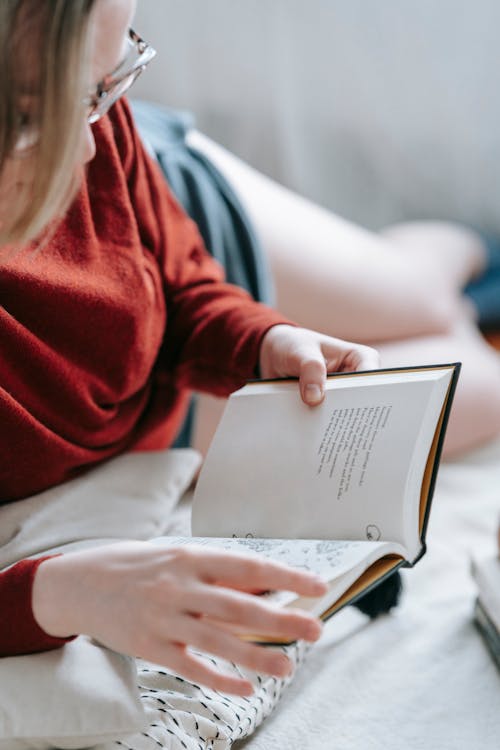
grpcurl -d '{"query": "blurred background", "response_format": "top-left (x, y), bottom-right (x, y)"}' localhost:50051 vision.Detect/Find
top-left (134, 0), bottom-right (500, 233)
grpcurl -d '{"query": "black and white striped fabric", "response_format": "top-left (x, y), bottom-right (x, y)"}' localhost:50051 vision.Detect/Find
top-left (94, 642), bottom-right (310, 750)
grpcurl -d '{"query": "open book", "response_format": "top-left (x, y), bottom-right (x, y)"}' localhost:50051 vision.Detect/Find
top-left (160, 364), bottom-right (460, 643)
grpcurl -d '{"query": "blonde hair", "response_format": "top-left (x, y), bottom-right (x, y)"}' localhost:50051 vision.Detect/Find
top-left (0, 0), bottom-right (97, 247)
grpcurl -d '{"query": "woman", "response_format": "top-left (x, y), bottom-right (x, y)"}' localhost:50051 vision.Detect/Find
top-left (0, 0), bottom-right (378, 696)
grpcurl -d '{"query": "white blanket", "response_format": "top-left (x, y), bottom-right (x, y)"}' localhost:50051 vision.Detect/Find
top-left (236, 438), bottom-right (500, 750)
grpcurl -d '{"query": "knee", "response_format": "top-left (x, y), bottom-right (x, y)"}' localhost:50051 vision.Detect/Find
top-left (380, 220), bottom-right (478, 248)
top-left (415, 292), bottom-right (461, 335)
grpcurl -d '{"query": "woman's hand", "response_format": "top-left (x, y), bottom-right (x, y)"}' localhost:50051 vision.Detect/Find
top-left (32, 541), bottom-right (328, 695)
top-left (259, 325), bottom-right (380, 405)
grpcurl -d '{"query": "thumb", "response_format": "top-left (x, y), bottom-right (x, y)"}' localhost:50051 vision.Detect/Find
top-left (299, 355), bottom-right (327, 406)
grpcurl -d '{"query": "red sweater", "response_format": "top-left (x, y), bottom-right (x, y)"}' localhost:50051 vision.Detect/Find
top-left (0, 99), bottom-right (290, 655)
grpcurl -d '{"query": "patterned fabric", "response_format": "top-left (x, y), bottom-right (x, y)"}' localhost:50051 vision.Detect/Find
top-left (95, 643), bottom-right (310, 750)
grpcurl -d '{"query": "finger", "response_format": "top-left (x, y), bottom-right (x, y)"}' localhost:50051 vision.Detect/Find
top-left (194, 550), bottom-right (328, 597)
top-left (174, 617), bottom-right (294, 678)
top-left (187, 585), bottom-right (323, 642)
top-left (298, 354), bottom-right (327, 406)
top-left (348, 344), bottom-right (380, 372)
top-left (325, 342), bottom-right (380, 373)
top-left (160, 642), bottom-right (255, 696)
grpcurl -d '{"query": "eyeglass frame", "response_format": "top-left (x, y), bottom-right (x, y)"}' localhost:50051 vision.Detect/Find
top-left (84, 28), bottom-right (157, 124)
top-left (11, 28), bottom-right (156, 154)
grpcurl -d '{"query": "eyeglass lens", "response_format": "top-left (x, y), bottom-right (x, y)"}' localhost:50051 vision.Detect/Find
top-left (87, 69), bottom-right (143, 123)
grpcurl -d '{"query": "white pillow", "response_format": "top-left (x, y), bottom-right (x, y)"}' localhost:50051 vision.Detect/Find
top-left (0, 449), bottom-right (201, 749)
top-left (0, 637), bottom-right (145, 750)
top-left (0, 448), bottom-right (201, 568)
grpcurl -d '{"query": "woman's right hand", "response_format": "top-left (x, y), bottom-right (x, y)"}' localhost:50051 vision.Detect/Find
top-left (31, 541), bottom-right (328, 695)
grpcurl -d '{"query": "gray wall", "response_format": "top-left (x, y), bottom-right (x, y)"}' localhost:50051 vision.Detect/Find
top-left (133, 1), bottom-right (500, 231)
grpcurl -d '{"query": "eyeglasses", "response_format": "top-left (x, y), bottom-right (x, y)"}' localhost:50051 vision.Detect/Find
top-left (13, 28), bottom-right (156, 154)
top-left (84, 28), bottom-right (156, 123)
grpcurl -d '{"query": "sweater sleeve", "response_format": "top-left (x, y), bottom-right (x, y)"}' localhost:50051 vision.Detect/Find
top-left (0, 556), bottom-right (76, 656)
top-left (111, 99), bottom-right (294, 396)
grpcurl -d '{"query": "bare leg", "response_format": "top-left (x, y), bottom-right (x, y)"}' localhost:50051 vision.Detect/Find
top-left (187, 131), bottom-right (500, 456)
top-left (377, 222), bottom-right (500, 455)
top-left (380, 220), bottom-right (486, 289)
top-left (188, 131), bottom-right (486, 342)
top-left (377, 315), bottom-right (500, 457)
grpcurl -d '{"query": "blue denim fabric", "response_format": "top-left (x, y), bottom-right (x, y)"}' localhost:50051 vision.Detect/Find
top-left (131, 99), bottom-right (274, 305)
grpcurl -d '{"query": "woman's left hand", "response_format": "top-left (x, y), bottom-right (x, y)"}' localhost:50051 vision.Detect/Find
top-left (259, 325), bottom-right (380, 406)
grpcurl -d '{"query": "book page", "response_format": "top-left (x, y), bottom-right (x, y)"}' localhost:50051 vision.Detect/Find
top-left (192, 367), bottom-right (453, 557)
top-left (150, 535), bottom-right (405, 612)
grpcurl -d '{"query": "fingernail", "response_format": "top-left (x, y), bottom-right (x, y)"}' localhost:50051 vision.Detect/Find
top-left (305, 384), bottom-right (322, 404)
top-left (240, 682), bottom-right (255, 696)
top-left (311, 576), bottom-right (328, 593)
top-left (274, 654), bottom-right (292, 677)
